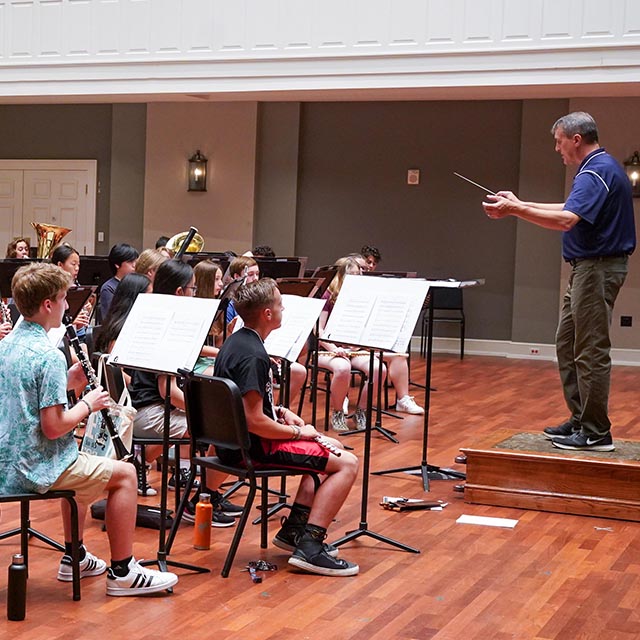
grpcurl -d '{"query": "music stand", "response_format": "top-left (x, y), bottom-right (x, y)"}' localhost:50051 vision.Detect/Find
top-left (332, 348), bottom-right (419, 555)
top-left (255, 256), bottom-right (307, 279)
top-left (109, 293), bottom-right (219, 576)
top-left (0, 258), bottom-right (40, 297)
top-left (372, 279), bottom-right (484, 490)
top-left (320, 275), bottom-right (428, 554)
top-left (77, 255), bottom-right (112, 287)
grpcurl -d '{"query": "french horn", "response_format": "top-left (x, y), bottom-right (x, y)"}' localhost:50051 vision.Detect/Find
top-left (31, 222), bottom-right (72, 259)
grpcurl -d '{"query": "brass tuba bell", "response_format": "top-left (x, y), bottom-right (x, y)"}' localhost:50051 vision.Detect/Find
top-left (31, 222), bottom-right (72, 259)
top-left (165, 229), bottom-right (205, 256)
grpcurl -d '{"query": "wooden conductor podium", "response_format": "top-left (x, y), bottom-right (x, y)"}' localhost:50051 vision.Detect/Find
top-left (461, 430), bottom-right (640, 522)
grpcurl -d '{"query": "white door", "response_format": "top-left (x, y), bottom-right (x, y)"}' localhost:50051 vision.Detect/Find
top-left (23, 170), bottom-right (94, 255)
top-left (0, 160), bottom-right (97, 256)
top-left (0, 171), bottom-right (25, 257)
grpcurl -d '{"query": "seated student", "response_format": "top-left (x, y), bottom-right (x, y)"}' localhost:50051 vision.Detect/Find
top-left (225, 256), bottom-right (306, 405)
top-left (51, 243), bottom-right (93, 338)
top-left (99, 243), bottom-right (139, 322)
top-left (135, 248), bottom-right (168, 285)
top-left (225, 256), bottom-right (260, 325)
top-left (0, 262), bottom-right (177, 596)
top-left (128, 260), bottom-right (241, 525)
top-left (6, 237), bottom-right (31, 259)
top-left (320, 257), bottom-right (423, 432)
top-left (215, 278), bottom-right (359, 577)
top-left (252, 245), bottom-right (276, 258)
top-left (93, 273), bottom-right (153, 494)
top-left (360, 245), bottom-right (381, 272)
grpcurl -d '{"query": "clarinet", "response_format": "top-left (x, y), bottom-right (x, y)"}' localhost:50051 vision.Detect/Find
top-left (314, 435), bottom-right (342, 457)
top-left (64, 324), bottom-right (134, 462)
top-left (1, 300), bottom-right (13, 326)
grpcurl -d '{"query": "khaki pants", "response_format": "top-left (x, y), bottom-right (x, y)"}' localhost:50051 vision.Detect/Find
top-left (556, 255), bottom-right (628, 437)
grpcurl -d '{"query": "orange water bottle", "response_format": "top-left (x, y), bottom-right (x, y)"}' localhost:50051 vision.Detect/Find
top-left (193, 493), bottom-right (212, 550)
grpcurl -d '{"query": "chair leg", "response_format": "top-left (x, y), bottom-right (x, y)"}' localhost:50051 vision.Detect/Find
top-left (260, 477), bottom-right (269, 549)
top-left (65, 496), bottom-right (81, 601)
top-left (20, 500), bottom-right (30, 575)
top-left (221, 480), bottom-right (256, 578)
top-left (461, 320), bottom-right (465, 359)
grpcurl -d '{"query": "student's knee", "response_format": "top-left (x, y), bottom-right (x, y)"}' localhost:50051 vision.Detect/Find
top-left (108, 461), bottom-right (136, 491)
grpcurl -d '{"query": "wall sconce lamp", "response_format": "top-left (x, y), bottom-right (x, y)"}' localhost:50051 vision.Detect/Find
top-left (624, 151), bottom-right (640, 197)
top-left (188, 150), bottom-right (208, 192)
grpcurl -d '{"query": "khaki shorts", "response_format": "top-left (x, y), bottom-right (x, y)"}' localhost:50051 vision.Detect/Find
top-left (50, 452), bottom-right (114, 504)
top-left (133, 403), bottom-right (188, 440)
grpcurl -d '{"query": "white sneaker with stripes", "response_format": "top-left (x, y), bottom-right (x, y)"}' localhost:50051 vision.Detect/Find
top-left (106, 558), bottom-right (178, 596)
top-left (57, 549), bottom-right (107, 581)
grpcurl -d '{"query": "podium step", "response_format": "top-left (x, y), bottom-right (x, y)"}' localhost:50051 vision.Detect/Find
top-left (461, 430), bottom-right (640, 522)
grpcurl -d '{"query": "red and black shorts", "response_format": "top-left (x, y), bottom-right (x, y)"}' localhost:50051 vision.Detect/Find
top-left (256, 439), bottom-right (330, 473)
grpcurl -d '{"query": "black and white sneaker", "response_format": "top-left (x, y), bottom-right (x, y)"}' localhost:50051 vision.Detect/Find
top-left (211, 490), bottom-right (244, 517)
top-left (106, 558), bottom-right (178, 596)
top-left (552, 431), bottom-right (615, 452)
top-left (543, 420), bottom-right (580, 440)
top-left (168, 468), bottom-right (200, 492)
top-left (182, 500), bottom-right (235, 528)
top-left (288, 545), bottom-right (358, 577)
top-left (272, 517), bottom-right (339, 557)
top-left (57, 549), bottom-right (107, 581)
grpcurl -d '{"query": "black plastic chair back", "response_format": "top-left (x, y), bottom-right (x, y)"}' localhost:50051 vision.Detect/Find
top-left (184, 375), bottom-right (251, 457)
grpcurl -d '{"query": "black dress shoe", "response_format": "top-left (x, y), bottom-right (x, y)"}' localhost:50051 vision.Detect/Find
top-left (454, 454), bottom-right (467, 464)
top-left (453, 484), bottom-right (465, 493)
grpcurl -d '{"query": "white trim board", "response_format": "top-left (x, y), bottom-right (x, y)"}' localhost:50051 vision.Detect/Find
top-left (409, 337), bottom-right (640, 368)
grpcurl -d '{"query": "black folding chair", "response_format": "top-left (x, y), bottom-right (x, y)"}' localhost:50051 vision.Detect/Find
top-left (166, 374), bottom-right (319, 577)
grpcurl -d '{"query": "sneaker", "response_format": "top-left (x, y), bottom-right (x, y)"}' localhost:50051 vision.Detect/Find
top-left (543, 420), bottom-right (580, 440)
top-left (395, 395), bottom-right (425, 415)
top-left (211, 490), bottom-right (244, 517)
top-left (168, 468), bottom-right (200, 492)
top-left (272, 517), bottom-right (339, 558)
top-left (552, 431), bottom-right (615, 452)
top-left (106, 558), bottom-right (178, 596)
top-left (330, 410), bottom-right (349, 432)
top-left (137, 478), bottom-right (157, 497)
top-left (354, 408), bottom-right (367, 431)
top-left (288, 540), bottom-right (358, 577)
top-left (182, 500), bottom-right (235, 528)
top-left (57, 549), bottom-right (107, 582)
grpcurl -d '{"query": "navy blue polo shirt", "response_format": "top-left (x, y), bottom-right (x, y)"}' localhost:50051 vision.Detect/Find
top-left (562, 148), bottom-right (636, 261)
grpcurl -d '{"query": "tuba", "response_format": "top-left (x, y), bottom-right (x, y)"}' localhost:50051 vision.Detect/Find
top-left (31, 222), bottom-right (72, 259)
top-left (165, 228), bottom-right (205, 258)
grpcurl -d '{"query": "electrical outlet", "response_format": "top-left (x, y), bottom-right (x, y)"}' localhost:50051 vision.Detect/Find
top-left (97, 231), bottom-right (104, 242)
top-left (530, 348), bottom-right (539, 355)
top-left (621, 315), bottom-right (632, 327)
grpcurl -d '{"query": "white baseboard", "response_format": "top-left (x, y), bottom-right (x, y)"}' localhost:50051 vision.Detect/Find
top-left (409, 337), bottom-right (640, 367)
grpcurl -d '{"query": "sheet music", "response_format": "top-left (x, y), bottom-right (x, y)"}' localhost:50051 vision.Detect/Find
top-left (321, 275), bottom-right (430, 353)
top-left (264, 295), bottom-right (325, 362)
top-left (108, 294), bottom-right (219, 374)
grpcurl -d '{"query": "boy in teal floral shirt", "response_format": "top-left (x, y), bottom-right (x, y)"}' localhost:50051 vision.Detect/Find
top-left (0, 263), bottom-right (177, 596)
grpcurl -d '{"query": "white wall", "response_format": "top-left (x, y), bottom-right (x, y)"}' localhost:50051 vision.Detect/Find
top-left (143, 102), bottom-right (257, 254)
top-left (1, 0), bottom-right (640, 100)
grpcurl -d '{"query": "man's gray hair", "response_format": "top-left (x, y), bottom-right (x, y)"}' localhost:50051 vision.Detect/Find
top-left (551, 112), bottom-right (599, 144)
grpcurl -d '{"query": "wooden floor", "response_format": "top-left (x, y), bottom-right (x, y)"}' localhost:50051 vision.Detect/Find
top-left (2, 354), bottom-right (640, 639)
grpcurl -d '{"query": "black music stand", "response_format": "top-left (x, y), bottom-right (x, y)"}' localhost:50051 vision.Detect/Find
top-left (332, 348), bottom-right (419, 554)
top-left (371, 282), bottom-right (482, 490)
top-left (109, 293), bottom-right (220, 578)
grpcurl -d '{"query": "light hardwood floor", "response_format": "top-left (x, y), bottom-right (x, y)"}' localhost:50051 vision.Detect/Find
top-left (1, 354), bottom-right (639, 639)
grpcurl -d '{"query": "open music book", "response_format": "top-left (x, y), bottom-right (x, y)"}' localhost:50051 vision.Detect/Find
top-left (264, 294), bottom-right (325, 362)
top-left (108, 293), bottom-right (219, 375)
top-left (321, 275), bottom-right (430, 352)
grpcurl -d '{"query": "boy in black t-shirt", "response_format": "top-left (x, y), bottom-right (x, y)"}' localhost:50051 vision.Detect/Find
top-left (215, 278), bottom-right (360, 577)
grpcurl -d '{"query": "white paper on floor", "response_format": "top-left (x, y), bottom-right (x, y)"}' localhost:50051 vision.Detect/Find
top-left (456, 514), bottom-right (518, 528)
